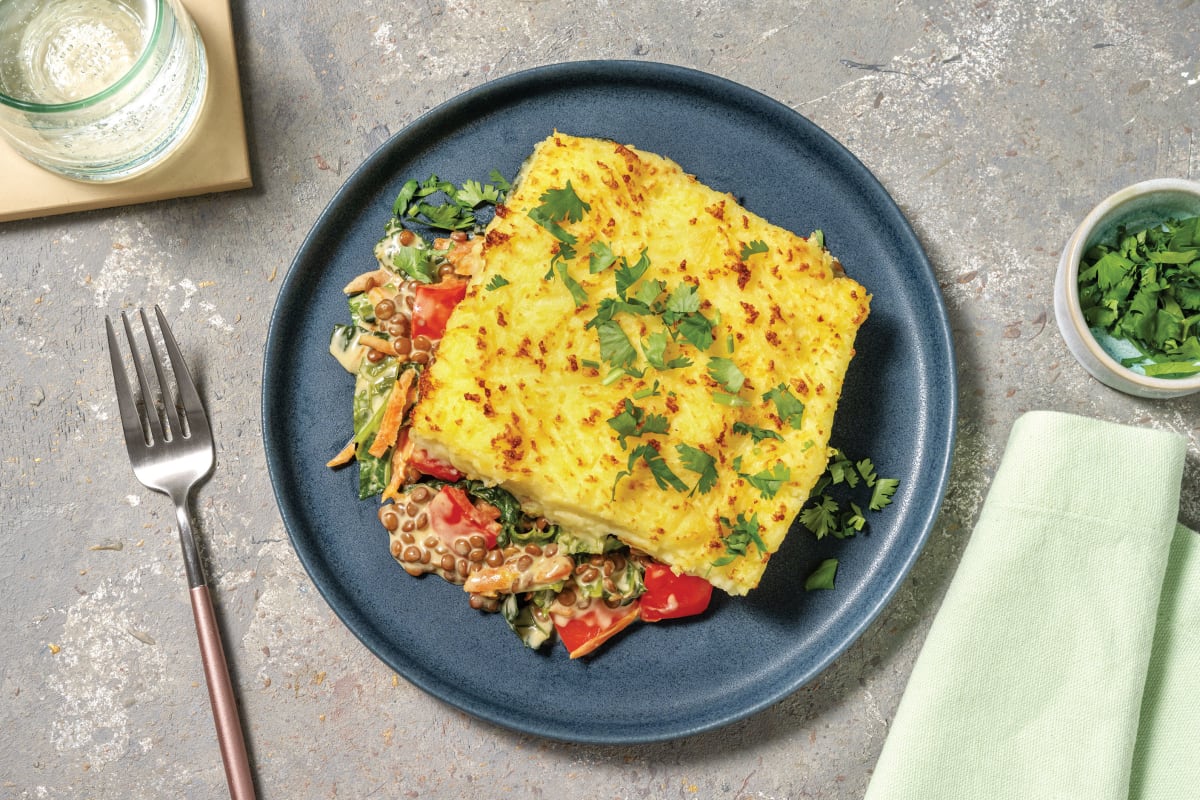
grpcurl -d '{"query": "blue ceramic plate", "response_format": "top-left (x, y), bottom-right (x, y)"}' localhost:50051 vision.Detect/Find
top-left (263, 61), bottom-right (956, 744)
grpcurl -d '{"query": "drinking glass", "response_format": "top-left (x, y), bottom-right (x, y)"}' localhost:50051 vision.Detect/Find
top-left (0, 0), bottom-right (207, 182)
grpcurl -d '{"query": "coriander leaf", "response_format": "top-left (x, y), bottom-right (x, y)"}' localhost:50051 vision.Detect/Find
top-left (556, 262), bottom-right (588, 307)
top-left (537, 181), bottom-right (590, 223)
top-left (676, 444), bottom-right (718, 495)
top-left (739, 461), bottom-right (790, 499)
top-left (455, 179), bottom-right (501, 208)
top-left (740, 240), bottom-right (769, 260)
top-left (485, 274), bottom-right (510, 291)
top-left (643, 331), bottom-right (692, 371)
top-left (870, 478), bottom-right (899, 511)
top-left (799, 495), bottom-right (839, 540)
top-left (413, 200), bottom-right (474, 230)
top-left (613, 444), bottom-right (688, 496)
top-left (826, 450), bottom-right (859, 487)
top-left (392, 179), bottom-right (419, 218)
top-left (713, 512), bottom-right (767, 566)
top-left (763, 383), bottom-right (805, 429)
top-left (633, 278), bottom-right (667, 307)
top-left (589, 241), bottom-right (617, 273)
top-left (664, 282), bottom-right (700, 315)
top-left (809, 229), bottom-right (825, 248)
top-left (856, 458), bottom-right (877, 487)
top-left (586, 297), bottom-right (641, 330)
top-left (606, 399), bottom-right (670, 449)
top-left (804, 559), bottom-right (838, 591)
top-left (674, 310), bottom-right (716, 351)
top-left (487, 169), bottom-right (512, 194)
top-left (707, 356), bottom-right (746, 393)
top-left (614, 249), bottom-right (651, 298)
top-left (731, 421), bottom-right (784, 443)
top-left (839, 502), bottom-right (866, 537)
top-left (527, 206), bottom-right (577, 247)
top-left (596, 320), bottom-right (638, 369)
top-left (390, 243), bottom-right (438, 283)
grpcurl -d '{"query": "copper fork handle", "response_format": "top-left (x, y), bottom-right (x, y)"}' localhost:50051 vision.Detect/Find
top-left (190, 585), bottom-right (257, 800)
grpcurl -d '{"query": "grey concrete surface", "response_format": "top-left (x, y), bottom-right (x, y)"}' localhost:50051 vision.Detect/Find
top-left (3, 0), bottom-right (1199, 797)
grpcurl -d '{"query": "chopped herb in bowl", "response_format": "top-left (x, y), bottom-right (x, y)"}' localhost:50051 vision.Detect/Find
top-left (1077, 215), bottom-right (1200, 378)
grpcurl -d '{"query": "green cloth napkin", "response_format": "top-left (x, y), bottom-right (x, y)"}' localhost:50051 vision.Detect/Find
top-left (864, 411), bottom-right (1200, 800)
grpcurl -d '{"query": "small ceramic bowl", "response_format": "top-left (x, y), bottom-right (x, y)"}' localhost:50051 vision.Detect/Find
top-left (1054, 178), bottom-right (1200, 399)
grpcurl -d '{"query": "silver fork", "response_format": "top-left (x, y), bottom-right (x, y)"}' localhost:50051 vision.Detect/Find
top-left (106, 307), bottom-right (256, 800)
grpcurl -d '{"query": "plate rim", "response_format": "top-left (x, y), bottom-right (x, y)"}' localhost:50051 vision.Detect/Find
top-left (262, 59), bottom-right (958, 744)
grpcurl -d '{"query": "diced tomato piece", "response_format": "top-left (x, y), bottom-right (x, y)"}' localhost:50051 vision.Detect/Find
top-left (411, 280), bottom-right (467, 340)
top-left (409, 448), bottom-right (463, 481)
top-left (554, 602), bottom-right (642, 659)
top-left (427, 485), bottom-right (498, 550)
top-left (639, 563), bottom-right (713, 622)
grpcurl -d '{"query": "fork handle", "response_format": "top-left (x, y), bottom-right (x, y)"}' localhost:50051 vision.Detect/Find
top-left (191, 585), bottom-right (257, 800)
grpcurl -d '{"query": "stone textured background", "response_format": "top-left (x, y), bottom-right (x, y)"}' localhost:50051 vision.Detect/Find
top-left (2, 0), bottom-right (1198, 797)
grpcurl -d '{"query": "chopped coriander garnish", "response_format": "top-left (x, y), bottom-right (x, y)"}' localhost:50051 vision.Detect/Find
top-left (556, 262), bottom-right (589, 307)
top-left (613, 444), bottom-right (688, 496)
top-left (391, 173), bottom-right (508, 231)
top-left (763, 383), bottom-right (805, 429)
top-left (485, 274), bottom-right (510, 291)
top-left (707, 356), bottom-right (746, 393)
top-left (731, 421), bottom-right (784, 443)
top-left (799, 495), bottom-right (841, 540)
top-left (1077, 214), bottom-right (1200, 377)
top-left (713, 512), bottom-right (767, 566)
top-left (740, 239), bottom-right (769, 260)
top-left (528, 182), bottom-right (588, 263)
top-left (826, 450), bottom-right (859, 488)
top-left (842, 502), bottom-right (867, 534)
top-left (739, 461), bottom-right (790, 499)
top-left (596, 319), bottom-right (638, 370)
top-left (809, 229), bottom-right (825, 247)
top-left (676, 444), bottom-right (718, 495)
top-left (804, 558), bottom-right (838, 591)
top-left (632, 278), bottom-right (667, 307)
top-left (580, 358), bottom-right (600, 370)
top-left (800, 450), bottom-right (899, 540)
top-left (606, 399), bottom-right (670, 450)
top-left (455, 178), bottom-right (504, 208)
top-left (614, 249), bottom-right (651, 298)
top-left (589, 241), bottom-right (618, 273)
top-left (642, 331), bottom-right (692, 371)
top-left (869, 478), bottom-right (900, 511)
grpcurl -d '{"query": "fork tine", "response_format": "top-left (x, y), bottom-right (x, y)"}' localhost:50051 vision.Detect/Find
top-left (121, 310), bottom-right (165, 445)
top-left (106, 316), bottom-right (149, 447)
top-left (141, 307), bottom-right (183, 440)
top-left (155, 305), bottom-right (211, 440)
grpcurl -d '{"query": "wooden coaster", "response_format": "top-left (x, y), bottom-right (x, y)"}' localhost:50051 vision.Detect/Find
top-left (0, 0), bottom-right (252, 223)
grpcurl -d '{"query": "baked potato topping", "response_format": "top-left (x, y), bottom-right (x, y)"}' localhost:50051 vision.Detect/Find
top-left (408, 133), bottom-right (870, 595)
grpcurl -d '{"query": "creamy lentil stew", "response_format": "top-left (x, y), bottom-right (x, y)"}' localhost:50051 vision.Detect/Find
top-left (328, 176), bottom-right (714, 658)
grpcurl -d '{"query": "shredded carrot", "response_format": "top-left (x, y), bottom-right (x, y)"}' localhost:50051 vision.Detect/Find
top-left (382, 430), bottom-right (416, 502)
top-left (360, 334), bottom-right (398, 356)
top-left (369, 370), bottom-right (416, 458)
top-left (325, 439), bottom-right (356, 468)
top-left (342, 268), bottom-right (391, 294)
